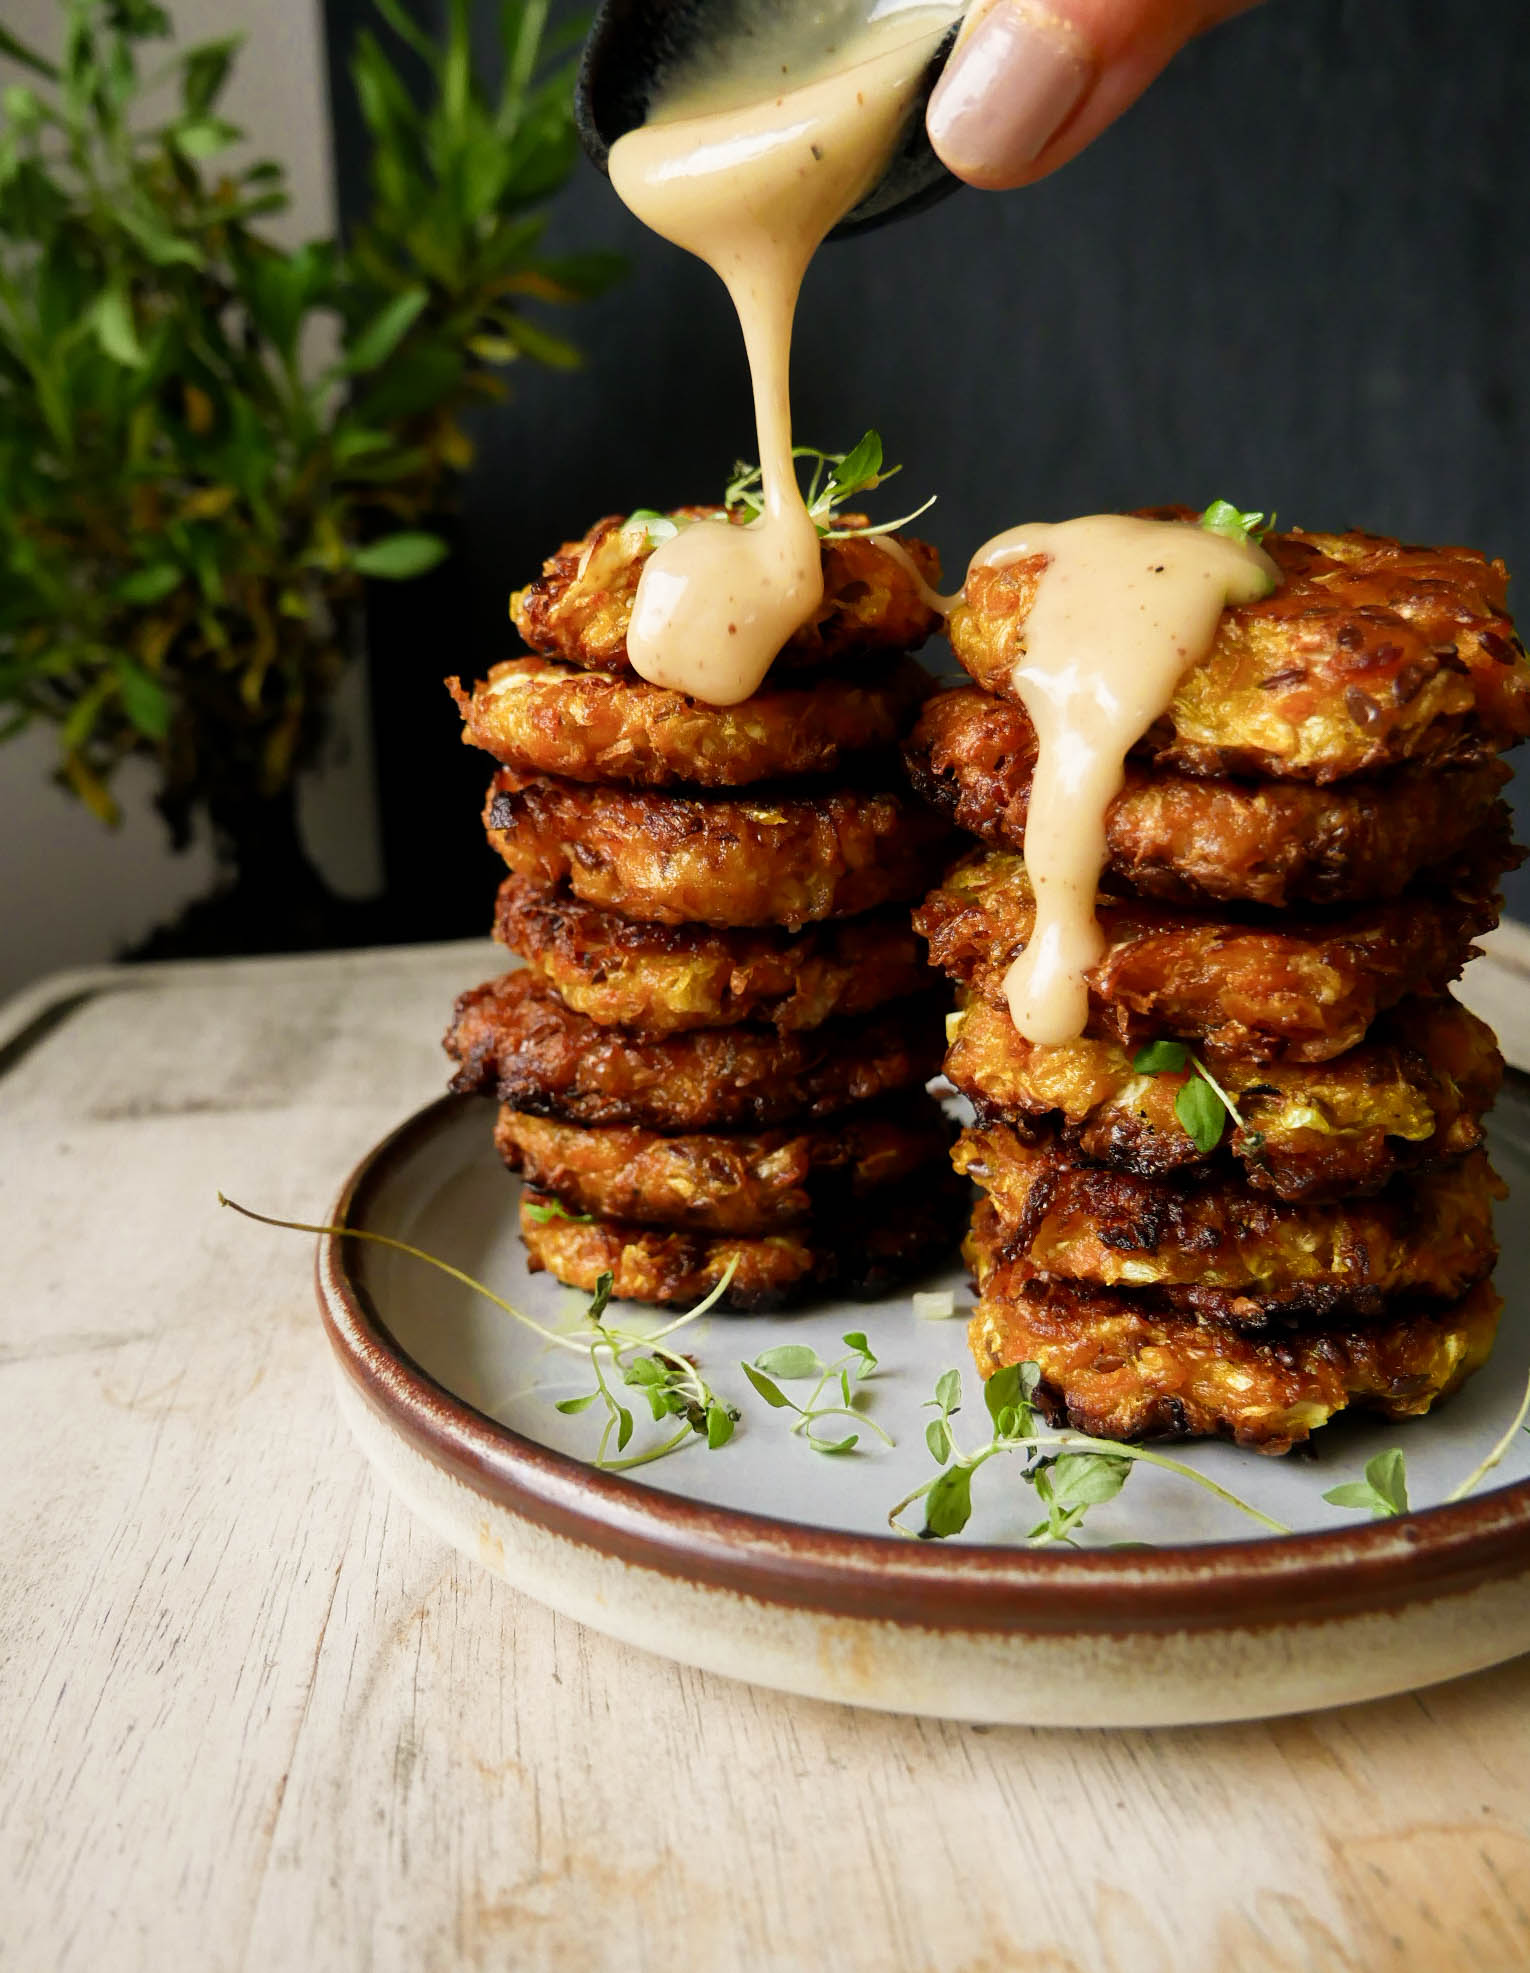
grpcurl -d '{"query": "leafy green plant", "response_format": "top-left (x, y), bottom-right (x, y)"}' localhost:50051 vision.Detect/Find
top-left (0, 0), bottom-right (619, 858)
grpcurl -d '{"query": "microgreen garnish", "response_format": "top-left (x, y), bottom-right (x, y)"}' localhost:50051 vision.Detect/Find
top-left (1322, 1448), bottom-right (1409, 1520)
top-left (1131, 1039), bottom-right (1263, 1156)
top-left (890, 1363), bottom-right (1291, 1542)
top-left (218, 1195), bottom-right (737, 1471)
top-left (523, 1195), bottom-right (594, 1225)
top-left (724, 430), bottom-right (936, 542)
top-left (740, 1331), bottom-right (890, 1455)
top-left (1200, 500), bottom-right (1274, 546)
top-left (622, 506), bottom-right (681, 549)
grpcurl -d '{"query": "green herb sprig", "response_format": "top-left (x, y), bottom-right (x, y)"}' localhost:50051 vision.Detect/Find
top-left (219, 1194), bottom-right (737, 1470)
top-left (740, 1331), bottom-right (890, 1455)
top-left (1132, 1039), bottom-right (1263, 1157)
top-left (891, 1363), bottom-right (1291, 1542)
top-left (1322, 1447), bottom-right (1409, 1520)
top-left (724, 430), bottom-right (936, 542)
top-left (523, 1195), bottom-right (593, 1226)
top-left (1200, 500), bottom-right (1274, 546)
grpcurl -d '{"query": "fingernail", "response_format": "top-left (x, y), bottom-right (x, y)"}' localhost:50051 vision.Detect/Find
top-left (927, 1), bottom-right (1093, 187)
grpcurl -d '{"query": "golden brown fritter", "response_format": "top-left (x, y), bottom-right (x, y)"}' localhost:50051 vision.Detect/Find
top-left (450, 655), bottom-right (933, 788)
top-left (906, 684), bottom-right (1511, 908)
top-left (943, 993), bottom-right (1501, 1200)
top-left (948, 517), bottom-right (1529, 782)
top-left (497, 1104), bottom-right (954, 1236)
top-left (511, 509), bottom-right (942, 675)
top-left (965, 1209), bottom-right (1501, 1453)
top-left (493, 878), bottom-right (931, 1034)
top-left (956, 1129), bottom-right (1502, 1326)
top-left (914, 840), bottom-right (1507, 1065)
top-left (446, 969), bottom-right (944, 1130)
top-left (486, 769), bottom-right (954, 930)
top-left (520, 1172), bottom-right (967, 1309)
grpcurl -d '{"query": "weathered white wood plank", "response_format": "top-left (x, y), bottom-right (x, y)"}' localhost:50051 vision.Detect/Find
top-left (2, 941), bottom-right (1528, 1973)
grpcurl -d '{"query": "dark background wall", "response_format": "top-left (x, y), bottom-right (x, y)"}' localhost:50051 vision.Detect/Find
top-left (324, 0), bottom-right (1530, 934)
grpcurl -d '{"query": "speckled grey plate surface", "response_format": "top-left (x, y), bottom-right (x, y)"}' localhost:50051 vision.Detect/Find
top-left (316, 1065), bottom-right (1530, 1728)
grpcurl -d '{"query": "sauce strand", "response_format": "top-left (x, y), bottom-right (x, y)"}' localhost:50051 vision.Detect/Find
top-left (609, 13), bottom-right (954, 705)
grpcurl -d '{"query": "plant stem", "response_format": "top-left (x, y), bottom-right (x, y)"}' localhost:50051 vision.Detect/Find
top-left (1445, 1364), bottom-right (1530, 1503)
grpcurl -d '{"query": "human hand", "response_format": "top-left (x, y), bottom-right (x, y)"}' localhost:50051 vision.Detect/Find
top-left (926, 0), bottom-right (1263, 191)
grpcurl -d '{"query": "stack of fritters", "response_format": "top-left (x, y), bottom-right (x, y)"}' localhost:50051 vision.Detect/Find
top-left (906, 517), bottom-right (1528, 1451)
top-left (445, 509), bottom-right (963, 1309)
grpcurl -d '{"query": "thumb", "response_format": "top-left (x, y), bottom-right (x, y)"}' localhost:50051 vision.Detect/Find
top-left (926, 0), bottom-right (1262, 192)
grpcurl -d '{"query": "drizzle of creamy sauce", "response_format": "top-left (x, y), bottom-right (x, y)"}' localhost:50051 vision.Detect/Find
top-left (608, 11), bottom-right (954, 705)
top-left (968, 515), bottom-right (1279, 1045)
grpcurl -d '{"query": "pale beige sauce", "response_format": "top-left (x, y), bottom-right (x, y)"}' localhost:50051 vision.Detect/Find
top-left (969, 515), bottom-right (1278, 1044)
top-left (608, 13), bottom-right (953, 705)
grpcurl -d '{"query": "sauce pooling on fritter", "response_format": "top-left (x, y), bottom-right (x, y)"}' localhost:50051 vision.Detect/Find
top-left (968, 516), bottom-right (1277, 1045)
top-left (608, 11), bottom-right (953, 705)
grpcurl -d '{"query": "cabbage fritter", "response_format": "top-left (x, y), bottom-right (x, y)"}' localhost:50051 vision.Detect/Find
top-left (914, 840), bottom-right (1507, 1064)
top-left (948, 517), bottom-right (1529, 782)
top-left (956, 1129), bottom-right (1502, 1326)
top-left (906, 685), bottom-right (1511, 908)
top-left (520, 1172), bottom-right (966, 1309)
top-left (450, 655), bottom-right (933, 788)
top-left (965, 1207), bottom-right (1501, 1453)
top-left (493, 878), bottom-right (931, 1034)
top-left (446, 969), bottom-right (943, 1130)
top-left (943, 993), bottom-right (1501, 1200)
top-left (486, 769), bottom-right (954, 930)
top-left (497, 1103), bottom-right (953, 1236)
top-left (511, 509), bottom-right (942, 675)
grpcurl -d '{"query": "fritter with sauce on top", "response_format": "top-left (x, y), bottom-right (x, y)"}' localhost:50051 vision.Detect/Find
top-left (512, 510), bottom-right (942, 675)
top-left (948, 517), bottom-right (1530, 782)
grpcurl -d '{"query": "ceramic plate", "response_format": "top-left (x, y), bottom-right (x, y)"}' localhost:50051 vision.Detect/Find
top-left (317, 1059), bottom-right (1530, 1728)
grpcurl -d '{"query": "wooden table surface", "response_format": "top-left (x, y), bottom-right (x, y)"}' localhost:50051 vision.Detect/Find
top-left (4, 933), bottom-right (1530, 1973)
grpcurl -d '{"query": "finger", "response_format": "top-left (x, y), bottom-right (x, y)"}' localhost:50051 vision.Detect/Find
top-left (926, 0), bottom-right (1262, 193)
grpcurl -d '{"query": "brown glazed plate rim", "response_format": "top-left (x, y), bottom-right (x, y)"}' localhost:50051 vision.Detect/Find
top-left (316, 1094), bottom-right (1530, 1640)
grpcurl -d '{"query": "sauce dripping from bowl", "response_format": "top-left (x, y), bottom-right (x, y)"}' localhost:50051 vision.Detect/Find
top-left (608, 10), bottom-right (956, 706)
